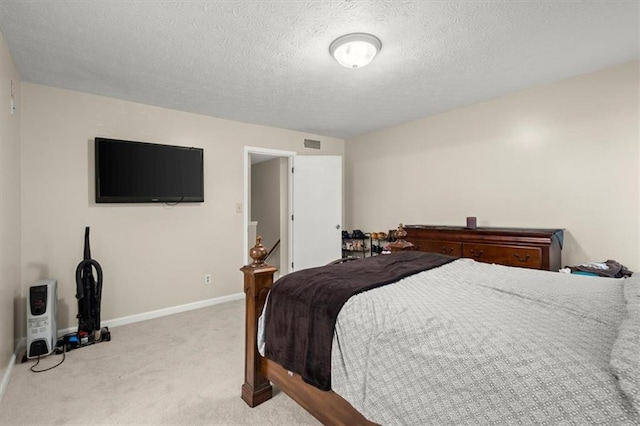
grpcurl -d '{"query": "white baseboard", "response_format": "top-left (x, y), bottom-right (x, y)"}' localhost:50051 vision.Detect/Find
top-left (57, 292), bottom-right (245, 336)
top-left (102, 292), bottom-right (245, 329)
top-left (2, 293), bottom-right (244, 401)
top-left (0, 355), bottom-right (16, 402)
top-left (1, 337), bottom-right (26, 402)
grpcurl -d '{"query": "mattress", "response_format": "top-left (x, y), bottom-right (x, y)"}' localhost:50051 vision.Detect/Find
top-left (330, 259), bottom-right (639, 425)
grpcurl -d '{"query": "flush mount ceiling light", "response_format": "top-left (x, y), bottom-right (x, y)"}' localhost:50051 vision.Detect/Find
top-left (329, 33), bottom-right (382, 69)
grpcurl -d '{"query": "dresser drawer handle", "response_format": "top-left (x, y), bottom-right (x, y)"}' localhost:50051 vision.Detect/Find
top-left (441, 246), bottom-right (453, 254)
top-left (469, 249), bottom-right (483, 258)
top-left (514, 253), bottom-right (531, 262)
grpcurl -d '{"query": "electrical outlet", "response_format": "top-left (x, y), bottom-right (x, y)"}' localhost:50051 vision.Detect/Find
top-left (204, 274), bottom-right (212, 285)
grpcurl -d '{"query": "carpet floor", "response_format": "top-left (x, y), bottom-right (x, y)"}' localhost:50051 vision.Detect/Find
top-left (0, 299), bottom-right (318, 425)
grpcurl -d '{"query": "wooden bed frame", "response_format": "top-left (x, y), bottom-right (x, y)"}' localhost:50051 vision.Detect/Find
top-left (239, 227), bottom-right (414, 424)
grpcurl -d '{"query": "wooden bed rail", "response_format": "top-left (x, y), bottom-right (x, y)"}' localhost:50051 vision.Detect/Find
top-left (240, 230), bottom-right (411, 424)
top-left (240, 224), bottom-right (411, 408)
top-left (240, 236), bottom-right (276, 407)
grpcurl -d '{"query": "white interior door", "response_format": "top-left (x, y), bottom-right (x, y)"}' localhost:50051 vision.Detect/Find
top-left (292, 156), bottom-right (342, 271)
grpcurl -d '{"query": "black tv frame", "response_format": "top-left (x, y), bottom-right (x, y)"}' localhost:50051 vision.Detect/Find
top-left (95, 137), bottom-right (204, 204)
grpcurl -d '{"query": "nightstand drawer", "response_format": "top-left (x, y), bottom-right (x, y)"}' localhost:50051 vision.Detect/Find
top-left (462, 244), bottom-right (542, 269)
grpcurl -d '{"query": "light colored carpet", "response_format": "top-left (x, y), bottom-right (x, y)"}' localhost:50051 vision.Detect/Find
top-left (0, 299), bottom-right (318, 425)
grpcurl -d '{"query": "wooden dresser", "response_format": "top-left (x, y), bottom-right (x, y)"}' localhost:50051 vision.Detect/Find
top-left (403, 225), bottom-right (564, 271)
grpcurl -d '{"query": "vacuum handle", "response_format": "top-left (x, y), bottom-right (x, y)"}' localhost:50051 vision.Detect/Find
top-left (83, 226), bottom-right (91, 260)
top-left (75, 259), bottom-right (103, 300)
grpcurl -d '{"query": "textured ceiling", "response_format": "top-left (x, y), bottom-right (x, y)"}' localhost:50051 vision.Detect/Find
top-left (0, 1), bottom-right (638, 139)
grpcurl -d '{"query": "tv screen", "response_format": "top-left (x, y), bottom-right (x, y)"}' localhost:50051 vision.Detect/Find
top-left (95, 138), bottom-right (204, 203)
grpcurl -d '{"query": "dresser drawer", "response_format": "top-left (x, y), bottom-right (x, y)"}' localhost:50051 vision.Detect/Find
top-left (462, 244), bottom-right (542, 269)
top-left (403, 225), bottom-right (562, 271)
top-left (413, 240), bottom-right (462, 256)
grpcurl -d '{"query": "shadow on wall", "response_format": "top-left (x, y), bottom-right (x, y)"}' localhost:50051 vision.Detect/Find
top-left (13, 296), bottom-right (25, 347)
top-left (26, 261), bottom-right (49, 280)
top-left (562, 231), bottom-right (588, 267)
top-left (56, 299), bottom-right (70, 333)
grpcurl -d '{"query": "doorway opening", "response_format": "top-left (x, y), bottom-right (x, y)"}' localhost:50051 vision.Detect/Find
top-left (243, 147), bottom-right (294, 277)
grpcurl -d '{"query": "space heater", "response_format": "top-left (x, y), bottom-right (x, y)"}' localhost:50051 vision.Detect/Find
top-left (26, 279), bottom-right (58, 359)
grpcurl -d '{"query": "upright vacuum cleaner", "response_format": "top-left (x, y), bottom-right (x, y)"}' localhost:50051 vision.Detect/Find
top-left (66, 226), bottom-right (110, 351)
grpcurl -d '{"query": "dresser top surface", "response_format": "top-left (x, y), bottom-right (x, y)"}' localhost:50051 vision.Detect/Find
top-left (404, 225), bottom-right (564, 237)
top-left (403, 225), bottom-right (564, 234)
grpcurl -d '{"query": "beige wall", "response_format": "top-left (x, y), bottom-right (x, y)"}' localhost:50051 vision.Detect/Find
top-left (0, 31), bottom-right (22, 384)
top-left (345, 61), bottom-right (639, 271)
top-left (20, 83), bottom-right (344, 330)
top-left (10, 57), bottom-right (640, 349)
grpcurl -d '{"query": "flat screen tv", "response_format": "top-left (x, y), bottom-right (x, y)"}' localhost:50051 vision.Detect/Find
top-left (95, 137), bottom-right (204, 203)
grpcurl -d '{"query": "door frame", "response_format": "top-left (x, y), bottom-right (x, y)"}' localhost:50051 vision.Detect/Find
top-left (243, 146), bottom-right (295, 274)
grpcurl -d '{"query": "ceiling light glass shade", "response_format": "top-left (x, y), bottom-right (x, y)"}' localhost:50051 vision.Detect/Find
top-left (329, 33), bottom-right (382, 69)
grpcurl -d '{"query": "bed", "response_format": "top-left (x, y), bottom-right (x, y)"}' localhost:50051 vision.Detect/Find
top-left (240, 233), bottom-right (639, 425)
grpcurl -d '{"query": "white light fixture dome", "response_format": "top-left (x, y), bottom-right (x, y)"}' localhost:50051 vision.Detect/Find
top-left (329, 33), bottom-right (382, 69)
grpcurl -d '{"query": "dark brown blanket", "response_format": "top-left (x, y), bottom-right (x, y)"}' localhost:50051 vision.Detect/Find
top-left (264, 251), bottom-right (457, 391)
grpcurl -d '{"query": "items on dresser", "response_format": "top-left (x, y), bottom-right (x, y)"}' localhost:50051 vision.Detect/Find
top-left (403, 225), bottom-right (564, 271)
top-left (563, 260), bottom-right (633, 278)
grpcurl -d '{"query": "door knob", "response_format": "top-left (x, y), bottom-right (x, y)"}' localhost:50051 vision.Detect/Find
top-left (335, 224), bottom-right (341, 229)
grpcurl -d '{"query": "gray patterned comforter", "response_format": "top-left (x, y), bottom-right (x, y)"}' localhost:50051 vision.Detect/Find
top-left (331, 259), bottom-right (640, 425)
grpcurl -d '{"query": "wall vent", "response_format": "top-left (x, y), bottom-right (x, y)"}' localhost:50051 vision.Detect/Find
top-left (303, 139), bottom-right (321, 150)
